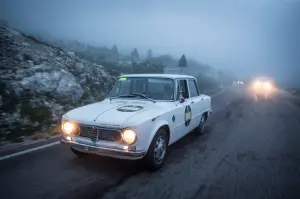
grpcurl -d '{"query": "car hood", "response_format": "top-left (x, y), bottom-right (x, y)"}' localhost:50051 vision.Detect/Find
top-left (63, 99), bottom-right (164, 128)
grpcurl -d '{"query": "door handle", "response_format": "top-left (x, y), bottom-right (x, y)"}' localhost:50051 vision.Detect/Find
top-left (201, 98), bottom-right (204, 100)
top-left (191, 101), bottom-right (194, 104)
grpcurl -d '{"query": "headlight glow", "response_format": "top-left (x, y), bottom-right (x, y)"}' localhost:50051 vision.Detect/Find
top-left (122, 129), bottom-right (137, 144)
top-left (263, 82), bottom-right (272, 90)
top-left (255, 81), bottom-right (261, 86)
top-left (62, 121), bottom-right (77, 135)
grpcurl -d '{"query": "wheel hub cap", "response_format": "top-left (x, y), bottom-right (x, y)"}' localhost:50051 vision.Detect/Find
top-left (154, 136), bottom-right (166, 163)
top-left (200, 116), bottom-right (205, 131)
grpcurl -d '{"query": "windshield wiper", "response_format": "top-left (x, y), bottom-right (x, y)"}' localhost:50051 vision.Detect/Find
top-left (130, 93), bottom-right (156, 103)
top-left (109, 94), bottom-right (138, 100)
top-left (110, 93), bottom-right (156, 103)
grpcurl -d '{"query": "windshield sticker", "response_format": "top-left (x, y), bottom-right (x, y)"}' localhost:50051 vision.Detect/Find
top-left (184, 105), bottom-right (192, 126)
top-left (117, 105), bottom-right (143, 112)
top-left (119, 77), bottom-right (127, 81)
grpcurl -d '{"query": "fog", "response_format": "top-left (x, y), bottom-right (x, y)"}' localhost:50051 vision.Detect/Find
top-left (1, 0), bottom-right (299, 87)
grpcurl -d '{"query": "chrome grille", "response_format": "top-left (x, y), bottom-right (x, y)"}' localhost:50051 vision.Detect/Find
top-left (78, 125), bottom-right (122, 142)
top-left (88, 127), bottom-right (98, 141)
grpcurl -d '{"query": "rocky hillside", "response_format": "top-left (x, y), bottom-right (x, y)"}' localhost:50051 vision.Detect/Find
top-left (0, 24), bottom-right (117, 141)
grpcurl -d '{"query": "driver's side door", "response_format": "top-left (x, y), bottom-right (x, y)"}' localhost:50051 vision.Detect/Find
top-left (171, 79), bottom-right (192, 142)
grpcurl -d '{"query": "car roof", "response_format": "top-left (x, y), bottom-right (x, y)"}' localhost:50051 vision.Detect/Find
top-left (119, 74), bottom-right (195, 79)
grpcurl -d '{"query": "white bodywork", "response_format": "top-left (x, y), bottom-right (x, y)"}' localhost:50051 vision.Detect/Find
top-left (61, 74), bottom-right (212, 160)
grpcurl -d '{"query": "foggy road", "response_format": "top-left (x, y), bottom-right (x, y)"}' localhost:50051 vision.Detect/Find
top-left (1, 87), bottom-right (300, 199)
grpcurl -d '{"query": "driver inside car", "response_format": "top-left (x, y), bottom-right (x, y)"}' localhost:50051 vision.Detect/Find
top-left (163, 85), bottom-right (174, 100)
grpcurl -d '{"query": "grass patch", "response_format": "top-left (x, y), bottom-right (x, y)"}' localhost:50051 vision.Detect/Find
top-left (31, 136), bottom-right (39, 140)
top-left (98, 95), bottom-right (105, 101)
top-left (5, 122), bottom-right (42, 141)
top-left (20, 102), bottom-right (52, 124)
top-left (0, 82), bottom-right (20, 113)
top-left (81, 87), bottom-right (91, 100)
top-left (11, 137), bottom-right (24, 143)
top-left (31, 134), bottom-right (45, 140)
top-left (47, 124), bottom-right (62, 136)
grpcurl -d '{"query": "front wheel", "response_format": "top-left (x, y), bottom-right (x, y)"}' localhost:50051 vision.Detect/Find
top-left (195, 114), bottom-right (206, 135)
top-left (144, 129), bottom-right (168, 171)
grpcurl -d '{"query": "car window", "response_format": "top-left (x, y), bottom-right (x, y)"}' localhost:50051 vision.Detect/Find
top-left (110, 79), bottom-right (132, 96)
top-left (148, 82), bottom-right (164, 93)
top-left (132, 79), bottom-right (147, 93)
top-left (176, 79), bottom-right (189, 100)
top-left (110, 77), bottom-right (174, 100)
top-left (148, 79), bottom-right (174, 100)
top-left (188, 79), bottom-right (199, 97)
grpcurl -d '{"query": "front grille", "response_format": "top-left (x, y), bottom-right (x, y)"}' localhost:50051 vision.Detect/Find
top-left (88, 127), bottom-right (98, 141)
top-left (78, 125), bottom-right (122, 142)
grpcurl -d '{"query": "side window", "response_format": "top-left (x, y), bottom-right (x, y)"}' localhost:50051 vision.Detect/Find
top-left (176, 79), bottom-right (189, 100)
top-left (188, 79), bottom-right (199, 97)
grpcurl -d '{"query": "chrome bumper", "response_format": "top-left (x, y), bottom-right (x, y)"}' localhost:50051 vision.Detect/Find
top-left (61, 139), bottom-right (146, 160)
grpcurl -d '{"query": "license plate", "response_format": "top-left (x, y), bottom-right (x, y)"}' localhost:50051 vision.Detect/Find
top-left (83, 146), bottom-right (89, 151)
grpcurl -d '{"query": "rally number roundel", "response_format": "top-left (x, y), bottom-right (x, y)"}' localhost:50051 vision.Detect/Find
top-left (184, 105), bottom-right (192, 126)
top-left (117, 105), bottom-right (143, 112)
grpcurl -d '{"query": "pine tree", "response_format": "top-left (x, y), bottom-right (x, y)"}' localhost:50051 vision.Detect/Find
top-left (147, 49), bottom-right (153, 59)
top-left (112, 45), bottom-right (118, 54)
top-left (131, 48), bottom-right (139, 61)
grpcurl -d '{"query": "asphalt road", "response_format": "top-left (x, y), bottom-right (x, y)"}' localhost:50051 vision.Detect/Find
top-left (1, 87), bottom-right (300, 199)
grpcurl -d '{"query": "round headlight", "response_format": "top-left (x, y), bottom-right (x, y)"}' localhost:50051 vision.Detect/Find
top-left (122, 129), bottom-right (137, 144)
top-left (62, 121), bottom-right (76, 135)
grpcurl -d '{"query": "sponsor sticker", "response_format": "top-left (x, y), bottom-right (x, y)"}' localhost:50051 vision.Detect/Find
top-left (184, 105), bottom-right (192, 126)
top-left (119, 77), bottom-right (127, 81)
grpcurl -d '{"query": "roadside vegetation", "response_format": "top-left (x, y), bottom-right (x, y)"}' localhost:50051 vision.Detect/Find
top-left (75, 47), bottom-right (223, 92)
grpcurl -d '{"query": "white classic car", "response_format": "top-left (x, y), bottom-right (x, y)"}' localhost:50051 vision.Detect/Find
top-left (61, 74), bottom-right (212, 170)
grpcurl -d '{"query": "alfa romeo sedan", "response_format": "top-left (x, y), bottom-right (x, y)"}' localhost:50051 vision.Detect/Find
top-left (61, 74), bottom-right (212, 170)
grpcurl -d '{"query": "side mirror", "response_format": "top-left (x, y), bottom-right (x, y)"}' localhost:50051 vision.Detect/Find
top-left (179, 97), bottom-right (185, 103)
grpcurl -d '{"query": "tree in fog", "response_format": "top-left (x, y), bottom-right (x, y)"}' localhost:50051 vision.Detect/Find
top-left (147, 49), bottom-right (153, 60)
top-left (112, 45), bottom-right (118, 54)
top-left (131, 48), bottom-right (139, 61)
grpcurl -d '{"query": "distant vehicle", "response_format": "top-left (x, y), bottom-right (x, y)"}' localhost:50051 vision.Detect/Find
top-left (250, 77), bottom-right (276, 98)
top-left (60, 74), bottom-right (212, 170)
top-left (288, 88), bottom-right (299, 96)
top-left (233, 81), bottom-right (244, 85)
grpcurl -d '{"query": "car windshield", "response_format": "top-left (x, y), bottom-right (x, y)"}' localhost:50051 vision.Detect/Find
top-left (109, 77), bottom-right (175, 101)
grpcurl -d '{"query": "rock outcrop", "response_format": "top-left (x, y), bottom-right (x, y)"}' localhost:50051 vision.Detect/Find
top-left (0, 24), bottom-right (117, 141)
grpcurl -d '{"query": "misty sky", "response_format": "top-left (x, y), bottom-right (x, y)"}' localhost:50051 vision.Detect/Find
top-left (1, 0), bottom-right (299, 87)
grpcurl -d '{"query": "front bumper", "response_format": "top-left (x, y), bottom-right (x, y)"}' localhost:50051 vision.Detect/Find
top-left (61, 138), bottom-right (146, 160)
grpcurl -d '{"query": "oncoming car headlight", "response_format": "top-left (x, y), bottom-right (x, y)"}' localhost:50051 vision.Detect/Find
top-left (62, 121), bottom-right (78, 135)
top-left (122, 129), bottom-right (137, 144)
top-left (263, 81), bottom-right (272, 90)
top-left (255, 81), bottom-right (261, 87)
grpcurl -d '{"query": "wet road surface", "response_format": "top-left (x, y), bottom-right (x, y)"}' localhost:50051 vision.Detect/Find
top-left (1, 87), bottom-right (300, 199)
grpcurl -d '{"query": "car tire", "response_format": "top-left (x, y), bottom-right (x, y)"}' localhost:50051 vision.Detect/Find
top-left (71, 147), bottom-right (88, 158)
top-left (195, 113), bottom-right (206, 135)
top-left (144, 128), bottom-right (168, 171)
